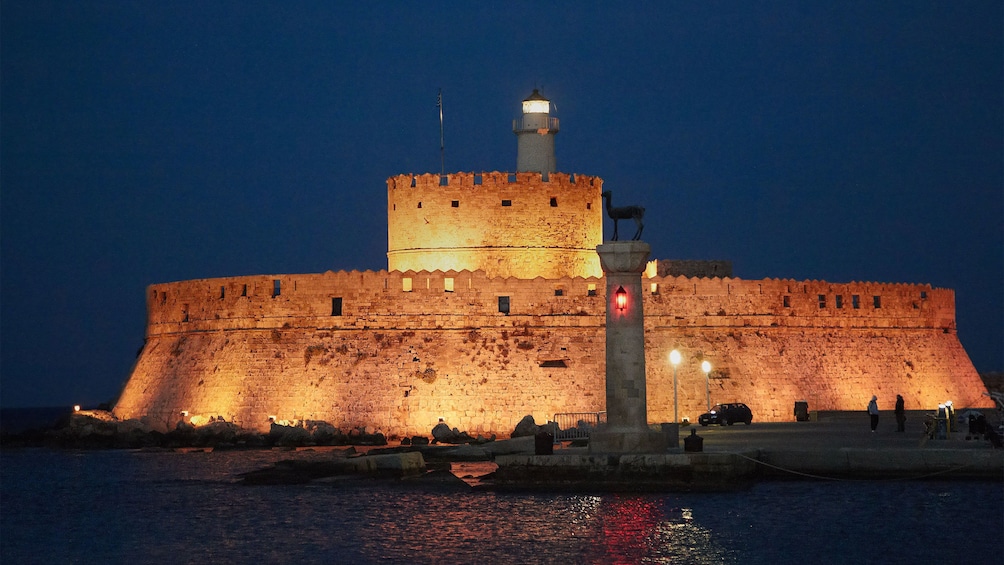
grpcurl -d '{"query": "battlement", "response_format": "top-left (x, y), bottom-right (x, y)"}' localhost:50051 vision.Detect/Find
top-left (387, 172), bottom-right (603, 279)
top-left (145, 269), bottom-right (957, 337)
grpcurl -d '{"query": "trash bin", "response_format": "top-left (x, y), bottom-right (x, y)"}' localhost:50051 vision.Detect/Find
top-left (794, 401), bottom-right (809, 422)
top-left (534, 431), bottom-right (554, 455)
top-left (683, 428), bottom-right (703, 452)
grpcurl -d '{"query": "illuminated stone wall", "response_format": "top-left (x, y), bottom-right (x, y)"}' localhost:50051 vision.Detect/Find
top-left (113, 270), bottom-right (992, 436)
top-left (386, 172), bottom-right (603, 279)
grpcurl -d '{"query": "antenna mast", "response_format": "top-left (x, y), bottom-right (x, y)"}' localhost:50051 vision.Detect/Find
top-left (437, 88), bottom-right (444, 175)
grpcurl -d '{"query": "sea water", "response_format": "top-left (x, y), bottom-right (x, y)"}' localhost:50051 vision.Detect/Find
top-left (2, 449), bottom-right (1001, 564)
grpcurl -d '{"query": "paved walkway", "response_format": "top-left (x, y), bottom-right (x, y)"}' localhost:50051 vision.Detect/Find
top-left (682, 410), bottom-right (997, 452)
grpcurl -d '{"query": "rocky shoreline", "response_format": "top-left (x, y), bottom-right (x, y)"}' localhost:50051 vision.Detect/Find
top-left (3, 409), bottom-right (1001, 491)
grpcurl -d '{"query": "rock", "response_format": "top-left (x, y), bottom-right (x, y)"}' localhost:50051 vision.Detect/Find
top-left (440, 444), bottom-right (491, 461)
top-left (194, 421), bottom-right (239, 446)
top-left (482, 436), bottom-right (536, 456)
top-left (431, 422), bottom-right (459, 444)
top-left (410, 436), bottom-right (430, 446)
top-left (305, 420), bottom-right (338, 444)
top-left (353, 432), bottom-right (387, 446)
top-left (511, 415), bottom-right (539, 438)
top-left (269, 423), bottom-right (312, 447)
top-left (241, 452), bottom-right (426, 484)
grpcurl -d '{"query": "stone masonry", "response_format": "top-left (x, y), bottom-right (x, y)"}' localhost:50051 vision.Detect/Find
top-left (113, 265), bottom-right (992, 437)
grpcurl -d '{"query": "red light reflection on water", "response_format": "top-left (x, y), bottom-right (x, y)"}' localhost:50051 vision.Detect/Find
top-left (598, 495), bottom-right (662, 564)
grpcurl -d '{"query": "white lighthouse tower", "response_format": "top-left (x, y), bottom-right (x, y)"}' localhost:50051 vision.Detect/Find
top-left (513, 89), bottom-right (559, 176)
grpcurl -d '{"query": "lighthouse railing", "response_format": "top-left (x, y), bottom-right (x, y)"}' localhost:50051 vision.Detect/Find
top-left (512, 116), bottom-right (560, 132)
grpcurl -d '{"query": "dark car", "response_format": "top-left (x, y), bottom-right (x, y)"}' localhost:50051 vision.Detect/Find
top-left (698, 403), bottom-right (753, 426)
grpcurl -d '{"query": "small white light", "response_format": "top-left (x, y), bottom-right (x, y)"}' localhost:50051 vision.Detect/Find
top-left (670, 350), bottom-right (682, 366)
top-left (73, 405), bottom-right (81, 412)
top-left (701, 360), bottom-right (711, 374)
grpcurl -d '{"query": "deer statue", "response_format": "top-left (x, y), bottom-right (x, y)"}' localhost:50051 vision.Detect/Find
top-left (601, 191), bottom-right (645, 241)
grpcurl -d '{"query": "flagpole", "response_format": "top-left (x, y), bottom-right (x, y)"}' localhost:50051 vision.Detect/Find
top-left (438, 88), bottom-right (444, 176)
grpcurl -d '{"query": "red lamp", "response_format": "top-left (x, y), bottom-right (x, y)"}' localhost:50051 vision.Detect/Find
top-left (615, 286), bottom-right (627, 311)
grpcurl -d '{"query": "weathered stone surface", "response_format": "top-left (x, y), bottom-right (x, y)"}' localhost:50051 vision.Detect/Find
top-left (511, 415), bottom-right (540, 438)
top-left (480, 436), bottom-right (536, 456)
top-left (388, 172), bottom-right (603, 279)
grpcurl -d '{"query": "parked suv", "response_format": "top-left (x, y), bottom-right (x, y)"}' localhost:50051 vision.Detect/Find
top-left (698, 403), bottom-right (753, 426)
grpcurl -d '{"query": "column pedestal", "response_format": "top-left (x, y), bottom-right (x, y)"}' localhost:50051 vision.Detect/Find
top-left (589, 241), bottom-right (667, 454)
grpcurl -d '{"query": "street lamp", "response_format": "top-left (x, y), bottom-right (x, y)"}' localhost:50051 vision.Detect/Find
top-left (615, 286), bottom-right (627, 311)
top-left (701, 360), bottom-right (712, 411)
top-left (670, 349), bottom-right (682, 423)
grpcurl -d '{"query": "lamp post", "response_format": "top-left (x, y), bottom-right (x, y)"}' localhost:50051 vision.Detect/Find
top-left (670, 349), bottom-right (681, 423)
top-left (701, 360), bottom-right (712, 411)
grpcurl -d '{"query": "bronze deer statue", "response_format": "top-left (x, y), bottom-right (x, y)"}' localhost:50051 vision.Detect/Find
top-left (601, 191), bottom-right (645, 241)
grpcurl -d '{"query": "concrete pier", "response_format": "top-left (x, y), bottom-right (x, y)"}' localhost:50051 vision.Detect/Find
top-left (491, 411), bottom-right (1003, 490)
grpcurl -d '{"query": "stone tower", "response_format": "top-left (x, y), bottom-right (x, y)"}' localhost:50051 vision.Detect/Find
top-left (386, 90), bottom-right (601, 279)
top-left (513, 89), bottom-right (558, 176)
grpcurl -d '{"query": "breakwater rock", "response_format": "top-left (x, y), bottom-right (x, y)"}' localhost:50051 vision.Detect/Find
top-left (241, 452), bottom-right (429, 485)
top-left (0, 410), bottom-right (397, 450)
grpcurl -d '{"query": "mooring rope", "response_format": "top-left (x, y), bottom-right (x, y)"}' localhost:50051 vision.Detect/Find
top-left (732, 451), bottom-right (986, 482)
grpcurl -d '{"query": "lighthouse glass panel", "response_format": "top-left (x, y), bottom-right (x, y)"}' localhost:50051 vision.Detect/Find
top-left (522, 100), bottom-right (549, 114)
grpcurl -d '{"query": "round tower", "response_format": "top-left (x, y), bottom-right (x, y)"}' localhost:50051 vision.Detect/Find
top-left (513, 89), bottom-right (559, 175)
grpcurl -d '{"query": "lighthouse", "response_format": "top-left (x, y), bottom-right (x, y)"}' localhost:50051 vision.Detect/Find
top-left (513, 89), bottom-right (559, 176)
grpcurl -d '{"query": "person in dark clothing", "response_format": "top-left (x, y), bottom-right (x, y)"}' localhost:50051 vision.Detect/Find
top-left (895, 394), bottom-right (906, 432)
top-left (868, 395), bottom-right (879, 432)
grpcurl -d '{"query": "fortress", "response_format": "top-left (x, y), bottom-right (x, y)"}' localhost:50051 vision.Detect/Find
top-left (113, 91), bottom-right (991, 436)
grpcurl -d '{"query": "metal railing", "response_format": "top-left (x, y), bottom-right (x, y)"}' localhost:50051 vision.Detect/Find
top-left (512, 116), bottom-right (560, 132)
top-left (552, 411), bottom-right (606, 443)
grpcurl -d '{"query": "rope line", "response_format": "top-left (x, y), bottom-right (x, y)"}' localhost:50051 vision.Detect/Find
top-left (733, 452), bottom-right (985, 482)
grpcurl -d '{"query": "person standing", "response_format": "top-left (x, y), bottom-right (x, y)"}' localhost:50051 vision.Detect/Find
top-left (895, 394), bottom-right (906, 432)
top-left (868, 395), bottom-right (879, 432)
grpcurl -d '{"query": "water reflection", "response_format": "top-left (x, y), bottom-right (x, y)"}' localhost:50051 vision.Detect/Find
top-left (591, 495), bottom-right (734, 564)
top-left (2, 450), bottom-right (1000, 564)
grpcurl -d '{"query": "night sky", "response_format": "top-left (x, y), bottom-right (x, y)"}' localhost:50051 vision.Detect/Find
top-left (2, 2), bottom-right (1001, 408)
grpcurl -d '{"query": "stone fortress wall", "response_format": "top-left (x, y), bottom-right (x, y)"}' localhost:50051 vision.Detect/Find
top-left (113, 267), bottom-right (991, 436)
top-left (386, 172), bottom-right (603, 279)
top-left (112, 90), bottom-right (992, 438)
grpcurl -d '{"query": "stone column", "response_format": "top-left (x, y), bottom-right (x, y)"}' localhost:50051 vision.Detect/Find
top-left (589, 241), bottom-right (668, 454)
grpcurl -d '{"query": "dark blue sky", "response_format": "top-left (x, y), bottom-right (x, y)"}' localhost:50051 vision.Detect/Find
top-left (2, 2), bottom-right (1001, 408)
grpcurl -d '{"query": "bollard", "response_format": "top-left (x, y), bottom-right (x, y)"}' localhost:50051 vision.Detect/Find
top-left (683, 428), bottom-right (703, 452)
top-left (534, 431), bottom-right (554, 455)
